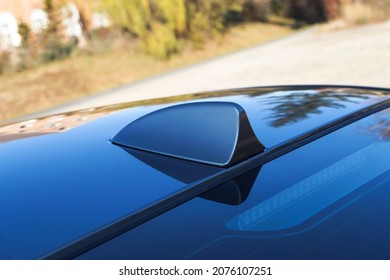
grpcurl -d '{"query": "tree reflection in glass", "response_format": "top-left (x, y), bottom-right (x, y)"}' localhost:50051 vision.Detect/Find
top-left (362, 109), bottom-right (390, 141)
top-left (256, 89), bottom-right (371, 127)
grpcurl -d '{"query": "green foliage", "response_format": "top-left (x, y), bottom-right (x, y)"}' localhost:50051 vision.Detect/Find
top-left (154, 0), bottom-right (187, 35)
top-left (101, 0), bottom-right (188, 59)
top-left (40, 42), bottom-right (75, 63)
top-left (187, 2), bottom-right (210, 48)
top-left (270, 0), bottom-right (286, 16)
top-left (43, 0), bottom-right (62, 37)
top-left (101, 0), bottom-right (247, 58)
top-left (40, 0), bottom-right (75, 62)
top-left (145, 0), bottom-right (187, 59)
top-left (187, 0), bottom-right (247, 48)
top-left (18, 22), bottom-right (31, 48)
top-left (101, 0), bottom-right (151, 36)
top-left (16, 22), bottom-right (37, 71)
top-left (142, 23), bottom-right (179, 59)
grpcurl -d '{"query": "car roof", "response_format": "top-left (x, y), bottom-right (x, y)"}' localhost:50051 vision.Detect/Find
top-left (78, 107), bottom-right (390, 260)
top-left (0, 85), bottom-right (389, 259)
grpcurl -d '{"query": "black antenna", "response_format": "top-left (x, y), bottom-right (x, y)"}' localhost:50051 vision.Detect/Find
top-left (112, 102), bottom-right (264, 167)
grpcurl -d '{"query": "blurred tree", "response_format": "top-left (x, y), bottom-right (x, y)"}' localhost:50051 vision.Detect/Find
top-left (43, 0), bottom-right (63, 38)
top-left (143, 22), bottom-right (179, 59)
top-left (285, 0), bottom-right (328, 23)
top-left (187, 1), bottom-right (221, 47)
top-left (100, 0), bottom-right (248, 58)
top-left (243, 0), bottom-right (271, 22)
top-left (270, 0), bottom-right (287, 15)
top-left (266, 0), bottom-right (342, 22)
top-left (17, 22), bottom-right (38, 71)
top-left (144, 0), bottom-right (187, 58)
top-left (18, 22), bottom-right (31, 48)
top-left (154, 0), bottom-right (187, 35)
top-left (101, 0), bottom-right (185, 59)
top-left (40, 0), bottom-right (74, 62)
top-left (187, 0), bottom-right (245, 47)
top-left (101, 0), bottom-right (151, 36)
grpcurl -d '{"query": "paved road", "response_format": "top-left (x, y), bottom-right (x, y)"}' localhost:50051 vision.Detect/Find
top-left (39, 20), bottom-right (390, 116)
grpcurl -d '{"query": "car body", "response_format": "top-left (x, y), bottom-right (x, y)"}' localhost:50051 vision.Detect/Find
top-left (0, 85), bottom-right (389, 260)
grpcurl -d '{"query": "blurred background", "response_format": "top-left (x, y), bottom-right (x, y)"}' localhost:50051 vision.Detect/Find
top-left (0, 0), bottom-right (389, 122)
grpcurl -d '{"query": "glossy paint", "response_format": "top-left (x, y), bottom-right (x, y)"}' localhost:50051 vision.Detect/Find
top-left (0, 86), bottom-right (389, 259)
top-left (78, 109), bottom-right (390, 260)
top-left (112, 102), bottom-right (264, 167)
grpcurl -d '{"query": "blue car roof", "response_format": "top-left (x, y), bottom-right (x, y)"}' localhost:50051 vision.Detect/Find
top-left (0, 85), bottom-right (389, 259)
